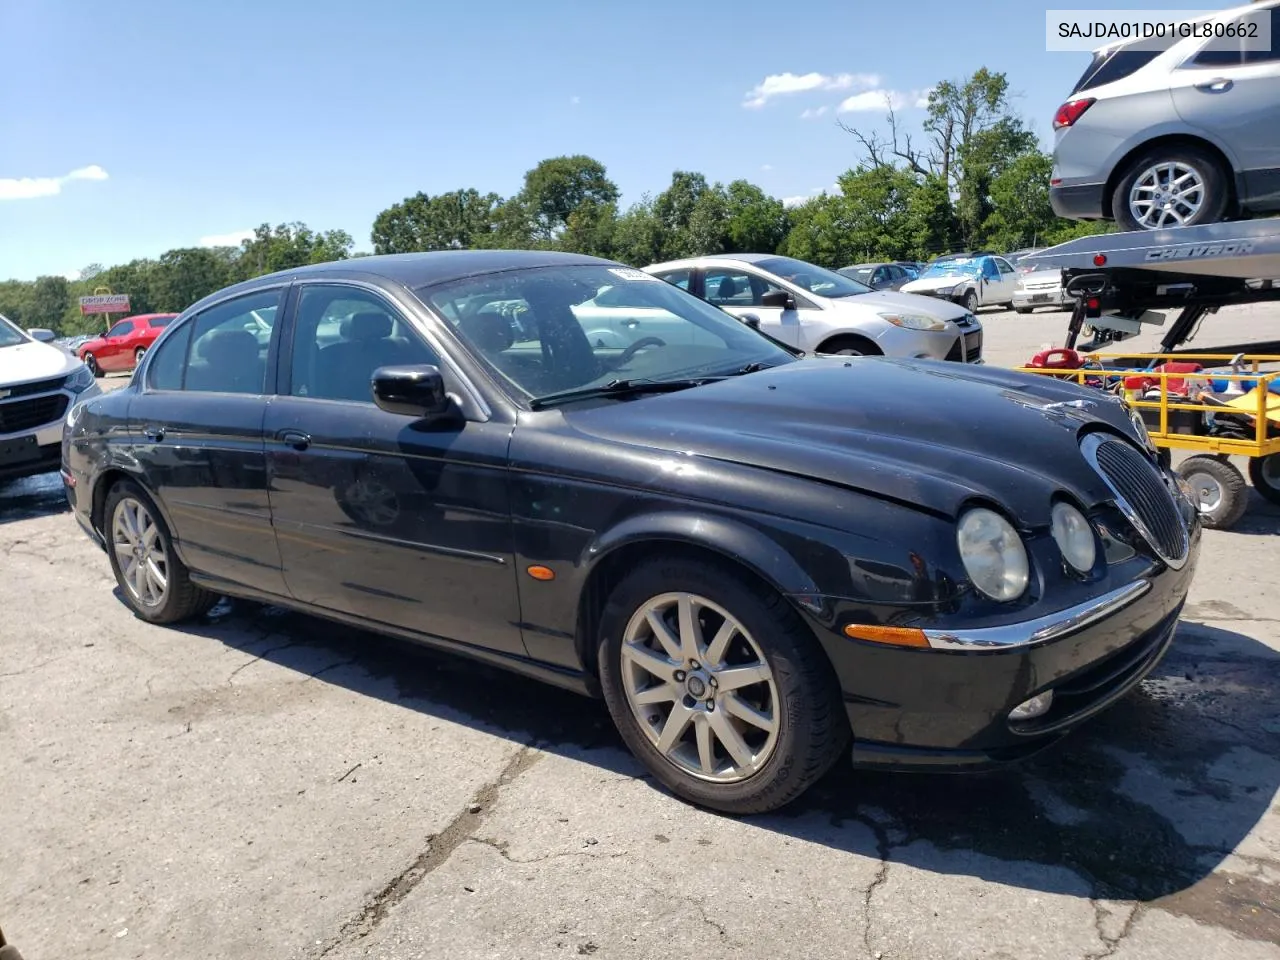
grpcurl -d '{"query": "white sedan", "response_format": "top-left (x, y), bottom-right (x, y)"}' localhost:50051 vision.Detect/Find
top-left (640, 254), bottom-right (983, 362)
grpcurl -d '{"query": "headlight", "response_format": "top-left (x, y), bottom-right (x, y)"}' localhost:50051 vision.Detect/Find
top-left (933, 285), bottom-right (956, 296)
top-left (63, 364), bottom-right (96, 393)
top-left (1050, 502), bottom-right (1097, 572)
top-left (877, 311), bottom-right (947, 332)
top-left (957, 507), bottom-right (1030, 602)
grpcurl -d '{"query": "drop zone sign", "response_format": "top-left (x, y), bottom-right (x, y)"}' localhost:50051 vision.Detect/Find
top-left (79, 294), bottom-right (131, 316)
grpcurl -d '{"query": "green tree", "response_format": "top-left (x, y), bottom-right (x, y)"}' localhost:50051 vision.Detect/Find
top-left (983, 152), bottom-right (1056, 251)
top-left (501, 155), bottom-right (620, 246)
top-left (723, 181), bottom-right (789, 254)
top-left (780, 195), bottom-right (862, 268)
top-left (371, 189), bottom-right (503, 254)
top-left (28, 275), bottom-right (70, 332)
top-left (610, 197), bottom-right (665, 266)
top-left (235, 222), bottom-right (353, 279)
top-left (151, 247), bottom-right (236, 312)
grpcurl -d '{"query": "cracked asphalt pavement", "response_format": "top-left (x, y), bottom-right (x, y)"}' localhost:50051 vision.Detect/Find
top-left (2, 307), bottom-right (1278, 959)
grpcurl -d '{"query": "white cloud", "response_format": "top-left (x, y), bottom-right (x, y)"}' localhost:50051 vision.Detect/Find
top-left (198, 229), bottom-right (255, 248)
top-left (838, 88), bottom-right (933, 113)
top-left (781, 195), bottom-right (812, 208)
top-left (743, 71), bottom-right (879, 108)
top-left (761, 163), bottom-right (773, 171)
top-left (570, 95), bottom-right (581, 105)
top-left (800, 106), bottom-right (829, 119)
top-left (63, 269), bottom-right (82, 282)
top-left (0, 164), bottom-right (109, 201)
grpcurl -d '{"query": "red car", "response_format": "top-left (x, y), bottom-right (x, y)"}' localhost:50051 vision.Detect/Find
top-left (78, 313), bottom-right (179, 376)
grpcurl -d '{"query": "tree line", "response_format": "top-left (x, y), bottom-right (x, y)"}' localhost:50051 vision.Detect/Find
top-left (2, 68), bottom-right (1108, 337)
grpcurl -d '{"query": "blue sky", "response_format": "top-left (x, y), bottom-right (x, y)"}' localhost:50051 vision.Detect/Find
top-left (0, 0), bottom-right (1213, 281)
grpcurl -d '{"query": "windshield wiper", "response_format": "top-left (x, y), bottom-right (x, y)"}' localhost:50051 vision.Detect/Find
top-left (529, 377), bottom-right (713, 410)
top-left (734, 361), bottom-right (774, 374)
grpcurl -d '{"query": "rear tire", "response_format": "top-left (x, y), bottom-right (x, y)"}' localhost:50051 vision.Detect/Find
top-left (1014, 306), bottom-right (1033, 315)
top-left (817, 335), bottom-right (881, 357)
top-left (1247, 453), bottom-right (1280, 506)
top-left (1176, 455), bottom-right (1248, 529)
top-left (104, 479), bottom-right (219, 624)
top-left (597, 556), bottom-right (849, 815)
top-left (1112, 145), bottom-right (1229, 232)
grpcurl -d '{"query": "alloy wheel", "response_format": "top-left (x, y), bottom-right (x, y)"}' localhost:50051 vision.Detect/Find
top-left (111, 497), bottom-right (169, 607)
top-left (619, 592), bottom-right (780, 783)
top-left (1129, 162), bottom-right (1205, 229)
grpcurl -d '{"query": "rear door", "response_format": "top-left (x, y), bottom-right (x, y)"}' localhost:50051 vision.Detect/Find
top-left (1169, 6), bottom-right (1280, 209)
top-left (127, 286), bottom-right (288, 595)
top-left (263, 281), bottom-right (525, 656)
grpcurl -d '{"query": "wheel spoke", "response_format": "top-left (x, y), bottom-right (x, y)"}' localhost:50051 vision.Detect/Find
top-left (113, 540), bottom-right (134, 561)
top-left (621, 642), bottom-right (678, 683)
top-left (655, 704), bottom-right (694, 755)
top-left (132, 553), bottom-right (148, 597)
top-left (695, 717), bottom-right (716, 775)
top-left (632, 682), bottom-right (679, 706)
top-left (723, 693), bottom-right (777, 733)
top-left (708, 709), bottom-right (753, 770)
top-left (704, 619), bottom-right (736, 668)
top-left (676, 595), bottom-right (703, 662)
top-left (145, 556), bottom-right (168, 594)
top-left (141, 522), bottom-right (159, 550)
top-left (715, 662), bottom-right (771, 692)
top-left (644, 610), bottom-right (683, 661)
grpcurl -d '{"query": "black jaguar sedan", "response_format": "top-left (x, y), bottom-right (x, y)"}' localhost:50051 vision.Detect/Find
top-left (61, 250), bottom-right (1200, 814)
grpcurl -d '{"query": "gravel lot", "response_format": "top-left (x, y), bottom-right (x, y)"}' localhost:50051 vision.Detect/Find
top-left (2, 306), bottom-right (1278, 960)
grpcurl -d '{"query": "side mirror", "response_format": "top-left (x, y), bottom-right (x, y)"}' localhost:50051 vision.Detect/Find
top-left (27, 328), bottom-right (56, 343)
top-left (739, 313), bottom-right (762, 328)
top-left (372, 364), bottom-right (454, 420)
top-left (760, 290), bottom-right (793, 309)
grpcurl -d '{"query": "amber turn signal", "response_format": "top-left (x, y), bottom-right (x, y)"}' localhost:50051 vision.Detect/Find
top-left (842, 624), bottom-right (930, 648)
top-left (526, 565), bottom-right (556, 581)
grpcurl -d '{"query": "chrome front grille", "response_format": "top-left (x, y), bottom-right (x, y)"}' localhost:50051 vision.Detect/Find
top-left (1081, 433), bottom-right (1189, 568)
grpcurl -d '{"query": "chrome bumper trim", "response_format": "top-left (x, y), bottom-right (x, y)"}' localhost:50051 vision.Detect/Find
top-left (923, 580), bottom-right (1152, 651)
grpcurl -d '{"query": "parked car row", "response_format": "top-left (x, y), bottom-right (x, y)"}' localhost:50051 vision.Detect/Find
top-left (56, 248), bottom-right (1200, 815)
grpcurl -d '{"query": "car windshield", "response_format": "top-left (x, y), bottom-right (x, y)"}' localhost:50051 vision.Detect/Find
top-left (842, 267), bottom-right (876, 283)
top-left (922, 259), bottom-right (982, 279)
top-left (753, 256), bottom-right (872, 298)
top-left (0, 314), bottom-right (27, 349)
top-left (417, 264), bottom-right (796, 402)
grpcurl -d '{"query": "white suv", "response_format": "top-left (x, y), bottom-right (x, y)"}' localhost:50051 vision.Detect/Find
top-left (0, 314), bottom-right (102, 485)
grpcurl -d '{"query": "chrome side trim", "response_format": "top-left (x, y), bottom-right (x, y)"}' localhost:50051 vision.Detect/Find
top-left (923, 580), bottom-right (1152, 651)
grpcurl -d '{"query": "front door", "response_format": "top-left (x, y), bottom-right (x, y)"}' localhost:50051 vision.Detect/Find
top-left (126, 287), bottom-right (288, 595)
top-left (700, 266), bottom-right (807, 349)
top-left (99, 319), bottom-right (135, 371)
top-left (264, 281), bottom-right (525, 657)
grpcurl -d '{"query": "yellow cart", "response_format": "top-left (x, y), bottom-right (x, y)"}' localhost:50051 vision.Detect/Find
top-left (1017, 352), bottom-right (1280, 530)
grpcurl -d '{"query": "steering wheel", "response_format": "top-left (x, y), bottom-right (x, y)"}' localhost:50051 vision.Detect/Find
top-left (608, 335), bottom-right (666, 369)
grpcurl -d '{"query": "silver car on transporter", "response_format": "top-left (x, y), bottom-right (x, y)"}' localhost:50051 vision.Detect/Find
top-left (1050, 0), bottom-right (1280, 231)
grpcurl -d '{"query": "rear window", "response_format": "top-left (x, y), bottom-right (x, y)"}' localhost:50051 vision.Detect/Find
top-left (1071, 47), bottom-right (1161, 93)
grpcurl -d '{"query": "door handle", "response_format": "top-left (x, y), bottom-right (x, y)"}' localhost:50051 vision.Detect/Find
top-left (142, 424), bottom-right (165, 442)
top-left (279, 429), bottom-right (311, 451)
top-left (622, 319), bottom-right (640, 328)
top-left (1194, 77), bottom-right (1233, 93)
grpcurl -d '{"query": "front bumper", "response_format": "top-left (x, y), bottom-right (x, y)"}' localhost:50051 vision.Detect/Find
top-left (1012, 287), bottom-right (1070, 310)
top-left (826, 553), bottom-right (1196, 770)
top-left (0, 384), bottom-right (99, 482)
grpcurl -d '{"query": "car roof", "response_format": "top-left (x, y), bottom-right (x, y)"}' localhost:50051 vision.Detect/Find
top-left (229, 250), bottom-right (616, 295)
top-left (645, 253), bottom-right (783, 271)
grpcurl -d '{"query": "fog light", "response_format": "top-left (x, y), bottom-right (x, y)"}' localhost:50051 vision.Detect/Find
top-left (1009, 691), bottom-right (1054, 721)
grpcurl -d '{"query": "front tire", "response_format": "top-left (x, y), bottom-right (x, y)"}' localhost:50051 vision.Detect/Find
top-left (104, 479), bottom-right (218, 624)
top-left (1112, 146), bottom-right (1229, 232)
top-left (134, 346), bottom-right (147, 367)
top-left (597, 556), bottom-right (848, 815)
top-left (83, 353), bottom-right (101, 377)
top-left (817, 335), bottom-right (881, 357)
top-left (962, 290), bottom-right (979, 313)
top-left (1014, 306), bottom-right (1033, 315)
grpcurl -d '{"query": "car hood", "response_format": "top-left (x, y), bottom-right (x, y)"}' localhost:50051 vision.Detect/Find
top-left (0, 339), bottom-right (81, 386)
top-left (901, 276), bottom-right (976, 294)
top-left (78, 337), bottom-right (107, 353)
top-left (840, 289), bottom-right (971, 321)
top-left (1018, 270), bottom-right (1064, 284)
top-left (563, 357), bottom-right (1141, 526)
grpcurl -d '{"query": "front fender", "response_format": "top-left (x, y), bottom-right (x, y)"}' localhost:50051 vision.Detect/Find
top-left (582, 508), bottom-right (821, 602)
